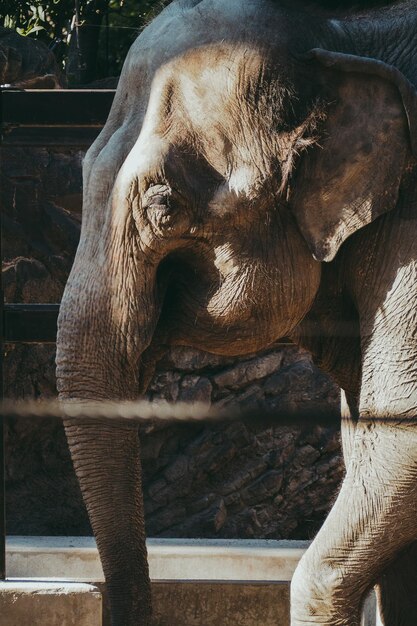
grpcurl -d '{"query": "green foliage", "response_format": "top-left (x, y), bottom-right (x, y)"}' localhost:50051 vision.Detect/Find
top-left (0, 0), bottom-right (166, 80)
top-left (2, 1), bottom-right (74, 40)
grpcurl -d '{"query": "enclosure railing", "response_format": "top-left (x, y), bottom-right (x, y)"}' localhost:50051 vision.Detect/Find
top-left (0, 88), bottom-right (118, 580)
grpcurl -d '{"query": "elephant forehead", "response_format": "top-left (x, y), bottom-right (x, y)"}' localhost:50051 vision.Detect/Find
top-left (114, 42), bottom-right (293, 207)
top-left (169, 43), bottom-right (288, 166)
top-left (107, 40), bottom-right (304, 222)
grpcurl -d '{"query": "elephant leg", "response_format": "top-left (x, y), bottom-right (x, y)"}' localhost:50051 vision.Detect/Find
top-left (375, 542), bottom-right (417, 626)
top-left (290, 421), bottom-right (417, 626)
top-left (342, 393), bottom-right (417, 626)
top-left (64, 419), bottom-right (151, 626)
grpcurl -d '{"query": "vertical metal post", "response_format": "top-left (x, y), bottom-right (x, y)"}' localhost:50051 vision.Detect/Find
top-left (0, 340), bottom-right (4, 581)
top-left (0, 88), bottom-right (6, 580)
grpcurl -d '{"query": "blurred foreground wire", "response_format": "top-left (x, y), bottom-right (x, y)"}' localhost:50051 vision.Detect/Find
top-left (0, 398), bottom-right (341, 427)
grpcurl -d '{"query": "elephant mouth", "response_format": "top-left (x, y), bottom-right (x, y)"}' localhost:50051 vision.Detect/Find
top-left (150, 242), bottom-right (316, 357)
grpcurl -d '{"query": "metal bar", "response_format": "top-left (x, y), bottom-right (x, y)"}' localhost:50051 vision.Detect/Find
top-left (3, 304), bottom-right (60, 344)
top-left (0, 89), bottom-right (116, 127)
top-left (0, 414), bottom-right (4, 580)
top-left (0, 89), bottom-right (115, 147)
top-left (0, 126), bottom-right (103, 148)
top-left (0, 94), bottom-right (5, 579)
top-left (0, 406), bottom-right (4, 581)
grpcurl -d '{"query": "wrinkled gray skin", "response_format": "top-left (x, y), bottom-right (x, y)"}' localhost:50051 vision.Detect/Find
top-left (56, 0), bottom-right (417, 624)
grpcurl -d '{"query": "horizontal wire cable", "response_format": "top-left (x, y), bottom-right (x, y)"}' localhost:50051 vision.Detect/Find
top-left (0, 399), bottom-right (341, 426)
top-left (2, 400), bottom-right (414, 426)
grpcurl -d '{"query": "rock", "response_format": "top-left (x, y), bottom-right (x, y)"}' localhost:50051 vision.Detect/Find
top-left (164, 498), bottom-right (227, 536)
top-left (0, 27), bottom-right (64, 88)
top-left (214, 499), bottom-right (227, 532)
top-left (164, 455), bottom-right (189, 483)
top-left (4, 257), bottom-right (63, 303)
top-left (212, 352), bottom-right (284, 389)
top-left (148, 371), bottom-right (181, 402)
top-left (148, 479), bottom-right (168, 500)
top-left (293, 445), bottom-right (321, 468)
top-left (213, 383), bottom-right (263, 410)
top-left (148, 503), bottom-right (187, 534)
top-left (162, 346), bottom-right (229, 372)
top-left (187, 493), bottom-right (218, 516)
top-left (179, 376), bottom-right (213, 403)
top-left (241, 471), bottom-right (284, 505)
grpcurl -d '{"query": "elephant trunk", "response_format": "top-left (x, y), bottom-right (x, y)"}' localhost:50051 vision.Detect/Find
top-left (64, 418), bottom-right (151, 625)
top-left (56, 225), bottom-right (158, 624)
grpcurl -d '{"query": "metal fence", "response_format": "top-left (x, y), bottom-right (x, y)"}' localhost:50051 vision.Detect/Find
top-left (0, 88), bottom-right (118, 581)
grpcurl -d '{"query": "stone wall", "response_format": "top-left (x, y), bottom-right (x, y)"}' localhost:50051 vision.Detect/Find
top-left (2, 142), bottom-right (344, 539)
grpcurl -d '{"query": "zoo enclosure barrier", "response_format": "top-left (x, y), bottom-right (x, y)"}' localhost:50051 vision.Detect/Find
top-left (0, 88), bottom-right (341, 584)
top-left (0, 87), bottom-right (118, 580)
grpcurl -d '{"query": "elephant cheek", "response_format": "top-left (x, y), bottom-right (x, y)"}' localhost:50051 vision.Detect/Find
top-left (272, 223), bottom-right (322, 331)
top-left (246, 216), bottom-right (322, 339)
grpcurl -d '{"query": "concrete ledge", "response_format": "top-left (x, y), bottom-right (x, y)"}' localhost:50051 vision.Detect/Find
top-left (0, 581), bottom-right (102, 626)
top-left (4, 537), bottom-right (379, 626)
top-left (150, 581), bottom-right (289, 626)
top-left (6, 536), bottom-right (310, 582)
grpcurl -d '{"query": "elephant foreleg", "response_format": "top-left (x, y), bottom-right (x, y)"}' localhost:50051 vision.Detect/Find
top-left (290, 421), bottom-right (417, 626)
top-left (341, 396), bottom-right (417, 626)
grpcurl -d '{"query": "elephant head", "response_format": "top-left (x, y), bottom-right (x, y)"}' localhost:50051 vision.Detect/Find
top-left (56, 1), bottom-right (417, 624)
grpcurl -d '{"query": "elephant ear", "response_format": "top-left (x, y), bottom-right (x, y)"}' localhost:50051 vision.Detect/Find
top-left (291, 49), bottom-right (417, 262)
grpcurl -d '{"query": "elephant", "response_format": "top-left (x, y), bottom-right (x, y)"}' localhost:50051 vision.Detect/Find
top-left (56, 0), bottom-right (417, 624)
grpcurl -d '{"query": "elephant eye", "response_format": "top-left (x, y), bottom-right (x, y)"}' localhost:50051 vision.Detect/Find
top-left (149, 194), bottom-right (169, 207)
top-left (143, 184), bottom-right (171, 212)
top-left (142, 183), bottom-right (186, 234)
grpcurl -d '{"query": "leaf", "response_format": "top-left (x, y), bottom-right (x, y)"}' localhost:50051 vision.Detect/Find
top-left (4, 15), bottom-right (15, 29)
top-left (27, 24), bottom-right (46, 34)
